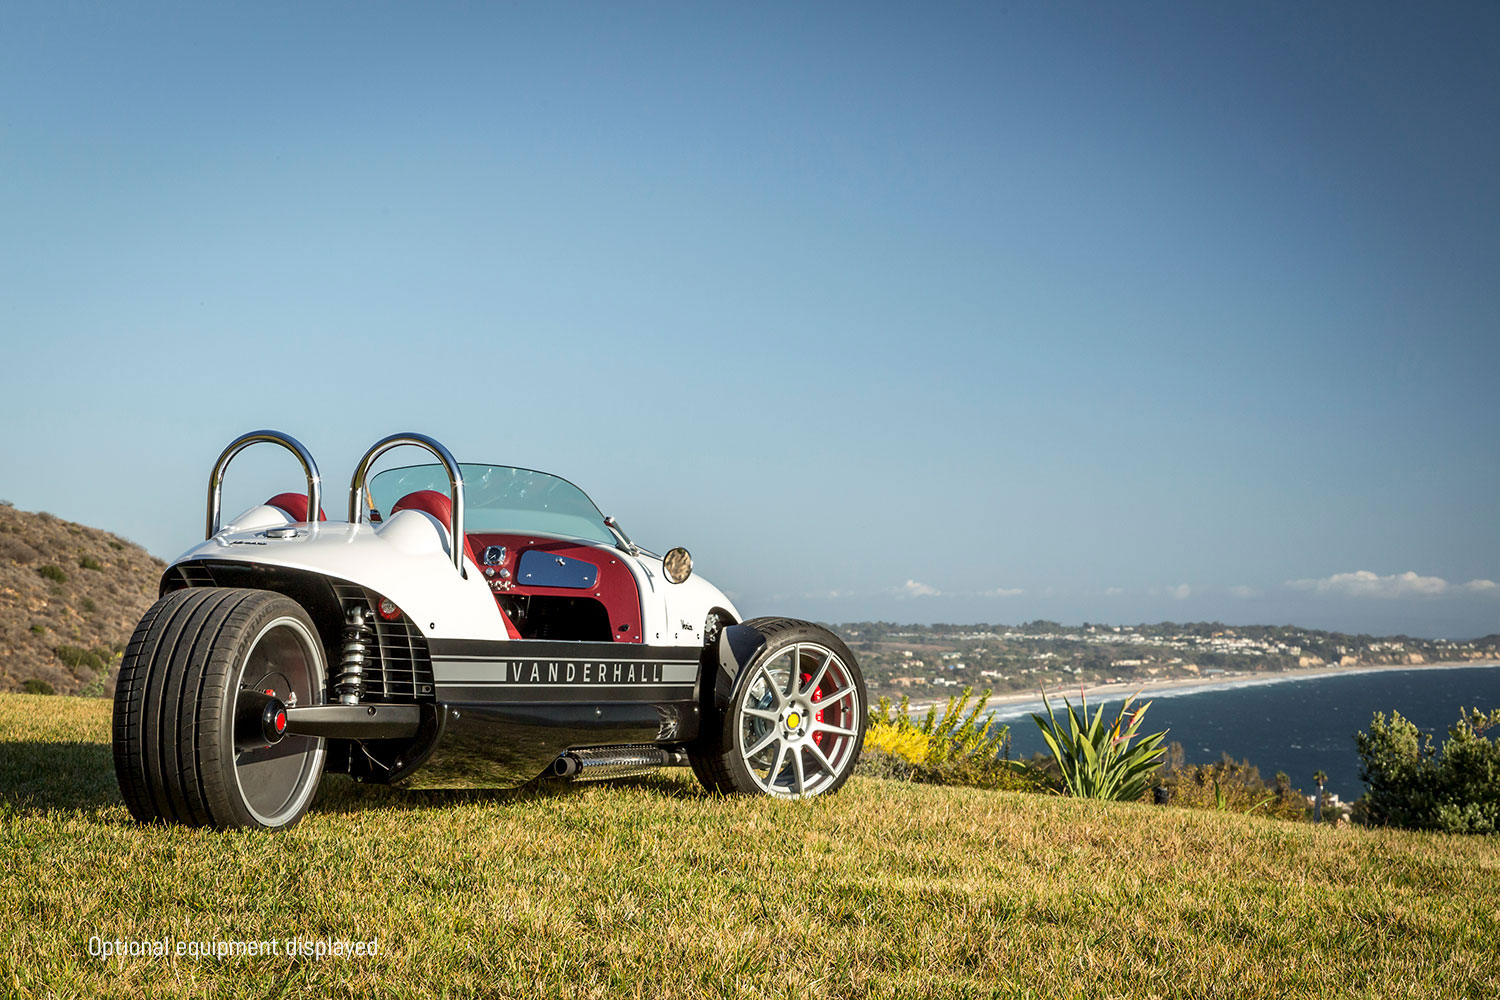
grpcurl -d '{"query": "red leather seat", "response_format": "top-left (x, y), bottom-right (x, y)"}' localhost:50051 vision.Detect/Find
top-left (391, 490), bottom-right (520, 639)
top-left (266, 493), bottom-right (327, 522)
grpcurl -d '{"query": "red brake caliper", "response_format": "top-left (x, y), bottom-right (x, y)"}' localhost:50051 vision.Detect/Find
top-left (800, 672), bottom-right (825, 746)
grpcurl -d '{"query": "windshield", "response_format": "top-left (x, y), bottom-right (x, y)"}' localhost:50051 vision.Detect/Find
top-left (369, 463), bottom-right (617, 546)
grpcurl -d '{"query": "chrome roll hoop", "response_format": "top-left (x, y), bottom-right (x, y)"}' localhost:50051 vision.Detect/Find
top-left (206, 431), bottom-right (321, 540)
top-left (348, 433), bottom-right (466, 576)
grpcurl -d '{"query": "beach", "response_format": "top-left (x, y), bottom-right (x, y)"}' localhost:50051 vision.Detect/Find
top-left (904, 659), bottom-right (1500, 719)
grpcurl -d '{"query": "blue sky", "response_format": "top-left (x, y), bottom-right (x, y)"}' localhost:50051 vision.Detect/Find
top-left (2, 2), bottom-right (1496, 637)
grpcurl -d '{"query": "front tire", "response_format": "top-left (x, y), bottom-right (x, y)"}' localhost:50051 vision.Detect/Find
top-left (112, 588), bottom-right (327, 831)
top-left (691, 618), bottom-right (866, 799)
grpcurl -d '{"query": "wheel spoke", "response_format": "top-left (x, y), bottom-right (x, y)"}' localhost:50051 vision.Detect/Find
top-left (742, 706), bottom-right (778, 722)
top-left (784, 645), bottom-right (799, 698)
top-left (766, 742), bottom-right (788, 789)
top-left (817, 685), bottom-right (855, 712)
top-left (745, 728), bottom-right (778, 758)
top-left (806, 739), bottom-right (837, 776)
top-left (757, 665), bottom-right (786, 708)
top-left (805, 652), bottom-right (833, 696)
top-left (814, 722), bottom-right (858, 738)
top-left (790, 745), bottom-right (806, 795)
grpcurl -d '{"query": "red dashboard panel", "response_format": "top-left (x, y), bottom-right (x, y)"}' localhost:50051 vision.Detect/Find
top-left (465, 534), bottom-right (643, 643)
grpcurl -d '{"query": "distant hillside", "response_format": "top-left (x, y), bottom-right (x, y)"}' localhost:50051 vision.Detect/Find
top-left (839, 619), bottom-right (1500, 697)
top-left (0, 502), bottom-right (165, 696)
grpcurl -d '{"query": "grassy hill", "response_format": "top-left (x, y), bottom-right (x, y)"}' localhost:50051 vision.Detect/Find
top-left (3, 694), bottom-right (1498, 998)
top-left (0, 503), bottom-right (165, 696)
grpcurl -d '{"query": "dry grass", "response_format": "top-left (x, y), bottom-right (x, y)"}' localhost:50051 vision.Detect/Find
top-left (2, 693), bottom-right (1499, 998)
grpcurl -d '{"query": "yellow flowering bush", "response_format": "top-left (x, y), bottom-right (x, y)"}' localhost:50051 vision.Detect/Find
top-left (863, 719), bottom-right (931, 765)
top-left (858, 688), bottom-right (1047, 791)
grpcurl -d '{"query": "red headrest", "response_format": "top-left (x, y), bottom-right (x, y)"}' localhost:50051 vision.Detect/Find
top-left (265, 493), bottom-right (327, 522)
top-left (391, 490), bottom-right (478, 566)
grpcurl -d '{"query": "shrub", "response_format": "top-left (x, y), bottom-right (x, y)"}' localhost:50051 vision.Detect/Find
top-left (80, 597), bottom-right (97, 613)
top-left (862, 688), bottom-right (1046, 790)
top-left (1158, 749), bottom-right (1309, 821)
top-left (1356, 708), bottom-right (1500, 834)
top-left (21, 679), bottom-right (54, 695)
top-left (54, 644), bottom-right (115, 674)
top-left (29, 624), bottom-right (45, 634)
top-left (863, 720), bottom-right (931, 765)
top-left (1032, 688), bottom-right (1168, 800)
top-left (0, 536), bottom-right (38, 563)
top-left (108, 540), bottom-right (124, 551)
top-left (78, 555), bottom-right (104, 571)
top-left (36, 564), bottom-right (68, 584)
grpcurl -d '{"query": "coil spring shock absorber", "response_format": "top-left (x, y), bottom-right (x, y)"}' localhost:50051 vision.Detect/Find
top-left (335, 605), bottom-right (372, 705)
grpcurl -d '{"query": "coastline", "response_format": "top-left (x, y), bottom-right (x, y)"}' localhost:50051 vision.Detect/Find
top-left (902, 659), bottom-right (1500, 719)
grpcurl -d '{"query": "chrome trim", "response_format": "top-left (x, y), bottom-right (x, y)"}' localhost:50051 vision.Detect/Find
top-left (349, 432), bottom-right (466, 575)
top-left (603, 515), bottom-right (639, 555)
top-left (206, 430), bottom-right (321, 539)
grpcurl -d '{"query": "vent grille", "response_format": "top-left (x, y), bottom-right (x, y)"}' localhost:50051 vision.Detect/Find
top-left (331, 583), bottom-right (436, 703)
top-left (165, 561), bottom-right (217, 590)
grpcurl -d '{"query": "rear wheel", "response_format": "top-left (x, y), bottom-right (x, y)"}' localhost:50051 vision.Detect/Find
top-left (113, 588), bottom-right (327, 830)
top-left (691, 618), bottom-right (866, 798)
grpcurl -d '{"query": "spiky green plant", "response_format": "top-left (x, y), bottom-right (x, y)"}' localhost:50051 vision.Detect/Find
top-left (1031, 688), bottom-right (1168, 801)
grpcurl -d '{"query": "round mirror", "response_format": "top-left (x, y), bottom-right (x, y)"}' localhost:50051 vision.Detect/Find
top-left (662, 547), bottom-right (693, 584)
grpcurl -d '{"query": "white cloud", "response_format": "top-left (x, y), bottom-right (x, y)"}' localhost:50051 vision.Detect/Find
top-left (1168, 584), bottom-right (1192, 600)
top-left (1103, 587), bottom-right (1125, 597)
top-left (898, 579), bottom-right (940, 598)
top-left (1229, 585), bottom-right (1261, 599)
top-left (980, 586), bottom-right (1024, 598)
top-left (1284, 570), bottom-right (1498, 599)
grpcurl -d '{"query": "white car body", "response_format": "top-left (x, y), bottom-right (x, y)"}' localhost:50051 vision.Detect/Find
top-left (177, 503), bottom-right (739, 651)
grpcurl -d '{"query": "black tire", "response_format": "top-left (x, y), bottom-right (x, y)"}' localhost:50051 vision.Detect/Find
top-left (690, 618), bottom-right (866, 798)
top-left (113, 588), bottom-right (327, 831)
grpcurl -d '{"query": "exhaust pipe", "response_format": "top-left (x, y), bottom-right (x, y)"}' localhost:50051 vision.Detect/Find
top-left (552, 746), bottom-right (687, 781)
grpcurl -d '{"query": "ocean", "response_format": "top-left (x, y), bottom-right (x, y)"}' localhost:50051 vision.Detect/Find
top-left (989, 664), bottom-right (1500, 801)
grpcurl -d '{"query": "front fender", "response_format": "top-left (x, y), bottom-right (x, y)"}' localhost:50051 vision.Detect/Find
top-left (709, 623), bottom-right (768, 712)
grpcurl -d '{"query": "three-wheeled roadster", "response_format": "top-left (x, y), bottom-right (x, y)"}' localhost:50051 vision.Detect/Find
top-left (112, 431), bottom-right (866, 829)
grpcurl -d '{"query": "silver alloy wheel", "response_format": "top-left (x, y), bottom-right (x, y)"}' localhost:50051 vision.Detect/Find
top-left (737, 642), bottom-right (862, 798)
top-left (231, 615), bottom-right (326, 827)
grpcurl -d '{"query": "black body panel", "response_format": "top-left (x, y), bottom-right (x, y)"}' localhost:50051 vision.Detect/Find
top-left (397, 638), bottom-right (706, 788)
top-left (398, 703), bottom-right (686, 789)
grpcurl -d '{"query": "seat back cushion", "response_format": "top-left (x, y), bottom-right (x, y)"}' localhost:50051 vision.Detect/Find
top-left (265, 493), bottom-right (327, 522)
